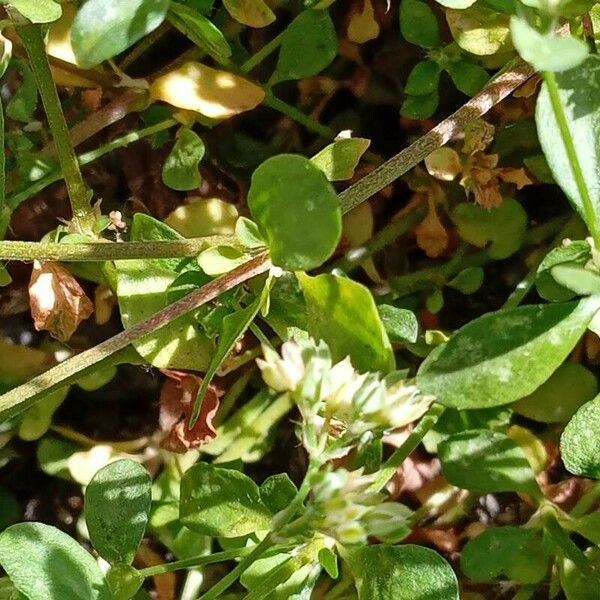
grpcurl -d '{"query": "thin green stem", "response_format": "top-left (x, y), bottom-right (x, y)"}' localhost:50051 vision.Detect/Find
top-left (570, 481), bottom-right (600, 518)
top-left (0, 236), bottom-right (236, 262)
top-left (543, 71), bottom-right (600, 247)
top-left (0, 97), bottom-right (4, 211)
top-left (198, 535), bottom-right (274, 600)
top-left (264, 89), bottom-right (336, 139)
top-left (8, 118), bottom-right (177, 209)
top-left (332, 205), bottom-right (427, 273)
top-left (0, 254), bottom-right (270, 422)
top-left (241, 31), bottom-right (285, 73)
top-left (15, 22), bottom-right (94, 231)
top-left (139, 544), bottom-right (293, 578)
top-left (369, 403), bottom-right (446, 493)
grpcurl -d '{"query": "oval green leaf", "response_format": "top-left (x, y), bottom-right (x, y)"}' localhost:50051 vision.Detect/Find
top-left (72, 0), bottom-right (170, 68)
top-left (248, 154), bottom-right (341, 271)
top-left (561, 394), bottom-right (600, 479)
top-left (162, 128), bottom-right (205, 191)
top-left (513, 362), bottom-right (598, 423)
top-left (271, 10), bottom-right (338, 84)
top-left (298, 272), bottom-right (395, 373)
top-left (0, 522), bottom-right (110, 600)
top-left (180, 463), bottom-right (272, 537)
top-left (85, 459), bottom-right (151, 565)
top-left (438, 429), bottom-right (540, 496)
top-left (311, 137), bottom-right (371, 181)
top-left (400, 0), bottom-right (440, 48)
top-left (348, 544), bottom-right (459, 600)
top-left (417, 297), bottom-right (600, 409)
top-left (536, 56), bottom-right (600, 236)
top-left (8, 0), bottom-right (62, 23)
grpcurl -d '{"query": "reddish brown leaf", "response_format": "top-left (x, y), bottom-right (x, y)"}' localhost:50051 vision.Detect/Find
top-left (159, 370), bottom-right (220, 453)
top-left (28, 260), bottom-right (93, 342)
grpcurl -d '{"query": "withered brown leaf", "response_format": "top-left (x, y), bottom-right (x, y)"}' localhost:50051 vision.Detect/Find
top-left (29, 260), bottom-right (93, 342)
top-left (159, 370), bottom-right (220, 453)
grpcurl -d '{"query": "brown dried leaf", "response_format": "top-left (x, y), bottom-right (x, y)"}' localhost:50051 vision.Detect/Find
top-left (159, 370), bottom-right (220, 453)
top-left (29, 260), bottom-right (93, 342)
top-left (135, 544), bottom-right (176, 600)
top-left (497, 167), bottom-right (533, 189)
top-left (415, 194), bottom-right (449, 258)
top-left (425, 148), bottom-right (461, 181)
top-left (347, 0), bottom-right (380, 44)
top-left (462, 120), bottom-right (495, 155)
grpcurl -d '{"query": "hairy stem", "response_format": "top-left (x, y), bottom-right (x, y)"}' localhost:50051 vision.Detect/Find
top-left (338, 57), bottom-right (535, 214)
top-left (0, 254), bottom-right (270, 421)
top-left (16, 22), bottom-right (94, 230)
top-left (0, 236), bottom-right (237, 261)
top-left (542, 70), bottom-right (600, 246)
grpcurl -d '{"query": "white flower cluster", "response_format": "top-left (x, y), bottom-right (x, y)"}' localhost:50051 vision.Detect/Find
top-left (304, 468), bottom-right (411, 546)
top-left (257, 339), bottom-right (431, 440)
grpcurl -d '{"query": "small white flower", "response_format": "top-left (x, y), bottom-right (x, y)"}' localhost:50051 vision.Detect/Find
top-left (256, 342), bottom-right (305, 392)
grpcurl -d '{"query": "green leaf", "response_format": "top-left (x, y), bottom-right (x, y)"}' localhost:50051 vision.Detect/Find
top-left (71, 0), bottom-right (170, 68)
top-left (451, 198), bottom-right (527, 259)
top-left (318, 547), bottom-right (338, 579)
top-left (0, 522), bottom-right (111, 600)
top-left (400, 0), bottom-right (440, 48)
top-left (271, 10), bottom-right (337, 84)
top-left (447, 60), bottom-right (489, 96)
top-left (417, 297), bottom-right (600, 409)
top-left (197, 245), bottom-right (247, 275)
top-left (447, 266), bottom-right (485, 294)
top-left (259, 474), bottom-right (297, 514)
top-left (551, 263), bottom-right (600, 296)
top-left (404, 60), bottom-right (441, 96)
top-left (236, 217), bottom-right (265, 248)
top-left (106, 564), bottom-right (144, 600)
top-left (401, 91), bottom-right (439, 119)
top-left (180, 463), bottom-right (272, 536)
top-left (311, 137), bottom-right (371, 181)
top-left (377, 305), bottom-right (419, 344)
top-left (537, 241), bottom-right (592, 302)
top-left (298, 272), bottom-right (395, 373)
top-left (168, 2), bottom-right (231, 61)
top-left (18, 387), bottom-right (68, 441)
top-left (438, 429), bottom-right (541, 496)
top-left (248, 154), bottom-right (341, 271)
top-left (115, 214), bottom-right (212, 370)
top-left (6, 0), bottom-right (62, 23)
top-left (461, 527), bottom-right (549, 583)
top-left (222, 0), bottom-right (275, 28)
top-left (162, 128), bottom-right (205, 191)
top-left (560, 550), bottom-right (600, 600)
top-left (85, 459), bottom-right (151, 565)
top-left (511, 16), bottom-right (588, 72)
top-left (536, 56), bottom-right (600, 233)
top-left (347, 544), bottom-right (459, 600)
top-left (513, 362), bottom-right (598, 423)
top-left (190, 295), bottom-right (262, 427)
top-left (561, 394), bottom-right (600, 479)
top-left (447, 6), bottom-right (511, 56)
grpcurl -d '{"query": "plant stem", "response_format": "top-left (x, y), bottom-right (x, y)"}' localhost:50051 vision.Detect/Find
top-left (241, 31), bottom-right (285, 73)
top-left (0, 98), bottom-right (4, 211)
top-left (331, 204), bottom-right (427, 273)
top-left (263, 89), bottom-right (336, 139)
top-left (338, 57), bottom-right (535, 215)
top-left (570, 481), bottom-right (600, 518)
top-left (542, 71), bottom-right (600, 247)
top-left (8, 118), bottom-right (176, 209)
top-left (139, 544), bottom-right (291, 577)
top-left (543, 508), bottom-right (600, 582)
top-left (15, 23), bottom-right (94, 231)
top-left (0, 237), bottom-right (236, 262)
top-left (369, 403), bottom-right (446, 493)
top-left (0, 254), bottom-right (270, 421)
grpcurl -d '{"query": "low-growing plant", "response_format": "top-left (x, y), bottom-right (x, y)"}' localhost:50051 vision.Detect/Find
top-left (0, 0), bottom-right (599, 599)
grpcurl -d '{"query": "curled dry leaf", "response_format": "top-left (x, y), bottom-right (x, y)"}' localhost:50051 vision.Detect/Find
top-left (415, 192), bottom-right (449, 258)
top-left (347, 0), bottom-right (380, 44)
top-left (150, 62), bottom-right (265, 120)
top-left (462, 120), bottom-right (495, 155)
top-left (159, 370), bottom-right (220, 453)
top-left (29, 260), bottom-right (93, 342)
